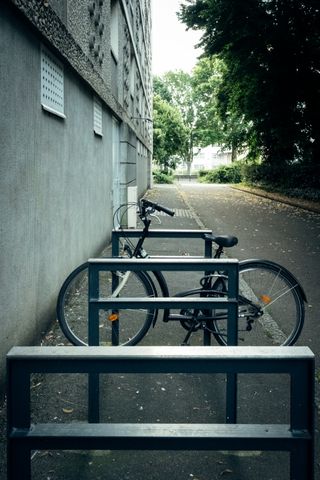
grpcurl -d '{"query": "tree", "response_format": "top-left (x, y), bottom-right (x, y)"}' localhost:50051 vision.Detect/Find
top-left (155, 62), bottom-right (250, 166)
top-left (179, 0), bottom-right (320, 173)
top-left (153, 76), bottom-right (172, 103)
top-left (154, 71), bottom-right (198, 174)
top-left (192, 56), bottom-right (250, 161)
top-left (190, 57), bottom-right (223, 147)
top-left (153, 94), bottom-right (188, 173)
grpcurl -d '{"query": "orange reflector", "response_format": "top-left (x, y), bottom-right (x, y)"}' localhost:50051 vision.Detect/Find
top-left (108, 313), bottom-right (119, 322)
top-left (260, 294), bottom-right (272, 304)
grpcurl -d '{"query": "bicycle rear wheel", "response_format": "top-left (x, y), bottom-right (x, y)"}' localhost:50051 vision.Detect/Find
top-left (56, 262), bottom-right (156, 346)
top-left (211, 260), bottom-right (305, 346)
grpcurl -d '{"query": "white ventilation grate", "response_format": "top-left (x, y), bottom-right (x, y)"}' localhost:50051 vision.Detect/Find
top-left (93, 96), bottom-right (103, 136)
top-left (41, 46), bottom-right (65, 118)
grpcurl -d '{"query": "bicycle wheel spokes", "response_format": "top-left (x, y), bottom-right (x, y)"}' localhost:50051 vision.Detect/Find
top-left (57, 264), bottom-right (155, 346)
top-left (101, 270), bottom-right (155, 345)
top-left (239, 267), bottom-right (300, 345)
top-left (212, 261), bottom-right (304, 346)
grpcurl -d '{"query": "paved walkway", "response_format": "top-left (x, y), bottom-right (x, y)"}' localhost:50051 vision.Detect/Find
top-left (2, 184), bottom-right (317, 480)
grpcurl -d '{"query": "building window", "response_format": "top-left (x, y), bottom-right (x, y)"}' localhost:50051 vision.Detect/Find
top-left (40, 45), bottom-right (65, 118)
top-left (111, 0), bottom-right (119, 61)
top-left (93, 96), bottom-right (103, 136)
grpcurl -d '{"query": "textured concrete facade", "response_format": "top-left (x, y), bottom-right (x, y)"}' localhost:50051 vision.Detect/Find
top-left (0, 0), bottom-right (152, 388)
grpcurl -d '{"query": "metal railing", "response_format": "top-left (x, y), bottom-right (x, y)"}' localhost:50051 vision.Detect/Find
top-left (7, 345), bottom-right (315, 480)
top-left (88, 257), bottom-right (239, 344)
top-left (110, 229), bottom-right (240, 423)
top-left (87, 257), bottom-right (239, 423)
top-left (111, 228), bottom-right (214, 258)
top-left (111, 228), bottom-right (215, 346)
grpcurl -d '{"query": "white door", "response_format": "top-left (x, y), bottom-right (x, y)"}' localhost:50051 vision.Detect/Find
top-left (112, 117), bottom-right (121, 226)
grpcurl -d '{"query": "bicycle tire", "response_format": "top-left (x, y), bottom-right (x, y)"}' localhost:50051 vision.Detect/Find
top-left (56, 262), bottom-right (156, 346)
top-left (211, 260), bottom-right (305, 346)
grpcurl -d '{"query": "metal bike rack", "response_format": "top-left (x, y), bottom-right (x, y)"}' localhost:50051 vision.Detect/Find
top-left (111, 229), bottom-right (214, 259)
top-left (112, 228), bottom-right (215, 345)
top-left (88, 257), bottom-right (239, 423)
top-left (7, 345), bottom-right (315, 480)
top-left (88, 257), bottom-right (239, 344)
top-left (111, 229), bottom-right (240, 419)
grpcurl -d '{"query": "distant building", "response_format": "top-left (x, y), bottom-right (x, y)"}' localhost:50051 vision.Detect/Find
top-left (177, 145), bottom-right (232, 173)
top-left (0, 0), bottom-right (152, 388)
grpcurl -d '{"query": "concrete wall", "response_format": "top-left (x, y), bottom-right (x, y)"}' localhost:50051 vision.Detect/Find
top-left (0, 0), bottom-right (152, 389)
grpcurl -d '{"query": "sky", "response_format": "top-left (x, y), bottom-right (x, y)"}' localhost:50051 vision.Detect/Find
top-left (151, 0), bottom-right (203, 76)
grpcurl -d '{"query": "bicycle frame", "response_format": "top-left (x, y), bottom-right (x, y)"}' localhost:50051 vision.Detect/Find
top-left (116, 229), bottom-right (226, 328)
top-left (57, 199), bottom-right (307, 349)
top-left (115, 202), bottom-right (240, 331)
top-left (108, 199), bottom-right (307, 347)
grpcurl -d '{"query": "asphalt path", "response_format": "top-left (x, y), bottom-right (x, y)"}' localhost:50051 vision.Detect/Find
top-left (177, 183), bottom-right (320, 358)
top-left (3, 183), bottom-right (319, 480)
top-left (176, 182), bottom-right (320, 479)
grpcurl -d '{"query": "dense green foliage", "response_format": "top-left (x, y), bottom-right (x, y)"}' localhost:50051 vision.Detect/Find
top-left (241, 162), bottom-right (320, 189)
top-left (153, 63), bottom-right (248, 171)
top-left (153, 94), bottom-right (188, 173)
top-left (199, 163), bottom-right (243, 183)
top-left (192, 57), bottom-right (249, 160)
top-left (199, 162), bottom-right (320, 201)
top-left (152, 170), bottom-right (174, 184)
top-left (154, 71), bottom-right (197, 173)
top-left (179, 0), bottom-right (320, 176)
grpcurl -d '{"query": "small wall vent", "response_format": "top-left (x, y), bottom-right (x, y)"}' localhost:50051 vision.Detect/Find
top-left (41, 46), bottom-right (65, 118)
top-left (93, 96), bottom-right (103, 136)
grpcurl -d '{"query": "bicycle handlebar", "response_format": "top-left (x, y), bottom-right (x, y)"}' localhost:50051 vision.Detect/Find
top-left (141, 199), bottom-right (175, 217)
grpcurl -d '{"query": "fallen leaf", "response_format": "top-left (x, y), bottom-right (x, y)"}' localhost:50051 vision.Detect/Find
top-left (220, 469), bottom-right (233, 476)
top-left (62, 408), bottom-right (74, 414)
top-left (31, 382), bottom-right (42, 389)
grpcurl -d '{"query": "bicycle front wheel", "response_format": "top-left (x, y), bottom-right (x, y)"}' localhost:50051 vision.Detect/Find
top-left (56, 262), bottom-right (156, 346)
top-left (211, 260), bottom-right (305, 346)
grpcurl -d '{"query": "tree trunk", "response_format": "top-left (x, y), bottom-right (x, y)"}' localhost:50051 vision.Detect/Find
top-left (231, 145), bottom-right (237, 162)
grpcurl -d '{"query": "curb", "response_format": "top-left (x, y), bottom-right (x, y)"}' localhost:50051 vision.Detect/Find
top-left (231, 185), bottom-right (320, 214)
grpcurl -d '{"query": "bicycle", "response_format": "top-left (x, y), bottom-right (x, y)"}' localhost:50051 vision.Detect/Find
top-left (57, 199), bottom-right (306, 347)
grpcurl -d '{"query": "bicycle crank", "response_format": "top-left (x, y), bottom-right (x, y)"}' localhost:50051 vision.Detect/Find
top-left (180, 309), bottom-right (202, 332)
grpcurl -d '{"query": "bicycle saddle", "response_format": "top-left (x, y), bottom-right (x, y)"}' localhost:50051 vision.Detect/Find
top-left (203, 233), bottom-right (238, 248)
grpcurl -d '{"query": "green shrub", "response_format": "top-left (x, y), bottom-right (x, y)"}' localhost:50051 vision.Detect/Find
top-left (241, 162), bottom-right (269, 185)
top-left (286, 164), bottom-right (320, 189)
top-left (152, 170), bottom-right (174, 184)
top-left (286, 188), bottom-right (320, 201)
top-left (197, 169), bottom-right (210, 178)
top-left (200, 163), bottom-right (243, 184)
top-left (242, 162), bottom-right (320, 189)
